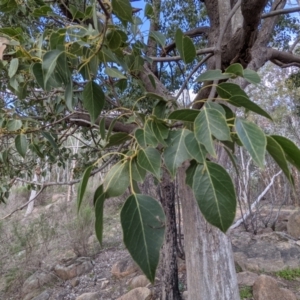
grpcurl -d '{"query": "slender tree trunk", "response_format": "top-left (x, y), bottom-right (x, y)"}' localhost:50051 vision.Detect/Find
top-left (24, 173), bottom-right (39, 216)
top-left (178, 165), bottom-right (240, 300)
top-left (158, 169), bottom-right (182, 300)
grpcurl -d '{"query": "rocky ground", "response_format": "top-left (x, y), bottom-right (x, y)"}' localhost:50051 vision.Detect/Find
top-left (2, 189), bottom-right (300, 300)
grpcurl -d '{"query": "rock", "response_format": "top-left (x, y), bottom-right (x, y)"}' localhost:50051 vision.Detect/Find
top-left (117, 287), bottom-right (152, 300)
top-left (70, 278), bottom-right (80, 287)
top-left (54, 257), bottom-right (93, 280)
top-left (253, 275), bottom-right (297, 300)
top-left (101, 280), bottom-right (109, 289)
top-left (287, 211), bottom-right (300, 239)
top-left (237, 271), bottom-right (258, 286)
top-left (129, 275), bottom-right (150, 289)
top-left (111, 256), bottom-right (139, 278)
top-left (32, 290), bottom-right (52, 300)
top-left (22, 272), bottom-right (57, 300)
top-left (182, 291), bottom-right (188, 300)
top-left (75, 292), bottom-right (100, 300)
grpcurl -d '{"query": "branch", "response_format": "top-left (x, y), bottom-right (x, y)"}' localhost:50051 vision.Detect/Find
top-left (262, 6), bottom-right (300, 18)
top-left (162, 27), bottom-right (210, 56)
top-left (150, 48), bottom-right (215, 62)
top-left (269, 48), bottom-right (300, 67)
top-left (230, 170), bottom-right (282, 230)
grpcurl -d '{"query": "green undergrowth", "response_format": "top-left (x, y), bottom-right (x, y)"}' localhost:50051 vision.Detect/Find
top-left (239, 286), bottom-right (253, 299)
top-left (275, 268), bottom-right (300, 280)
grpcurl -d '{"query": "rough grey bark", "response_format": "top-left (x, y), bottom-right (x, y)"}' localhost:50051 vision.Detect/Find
top-left (158, 170), bottom-right (182, 300)
top-left (178, 165), bottom-right (240, 300)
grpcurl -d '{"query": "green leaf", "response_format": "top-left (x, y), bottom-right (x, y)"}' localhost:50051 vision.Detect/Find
top-left (112, 0), bottom-right (133, 23)
top-left (65, 81), bottom-right (74, 111)
top-left (235, 118), bottom-right (266, 168)
top-left (42, 49), bottom-right (63, 86)
top-left (82, 81), bottom-right (105, 124)
top-left (145, 92), bottom-right (167, 102)
top-left (32, 62), bottom-right (60, 91)
top-left (229, 95), bottom-right (272, 120)
top-left (196, 70), bottom-right (231, 82)
top-left (77, 165), bottom-right (93, 213)
top-left (204, 101), bottom-right (226, 115)
top-left (185, 132), bottom-right (207, 163)
top-left (266, 136), bottom-right (293, 184)
top-left (104, 160), bottom-right (130, 197)
top-left (164, 129), bottom-right (191, 177)
top-left (105, 67), bottom-right (126, 79)
top-left (144, 3), bottom-right (154, 19)
top-left (225, 63), bottom-right (244, 77)
top-left (99, 118), bottom-right (106, 140)
top-left (144, 121), bottom-right (159, 147)
top-left (194, 108), bottom-right (231, 157)
top-left (15, 134), bottom-right (28, 158)
top-left (243, 69), bottom-right (261, 84)
top-left (137, 147), bottom-right (161, 180)
top-left (121, 194), bottom-right (165, 283)
top-left (94, 185), bottom-right (106, 245)
top-left (149, 31), bottom-right (166, 48)
top-left (42, 131), bottom-right (58, 154)
top-left (151, 119), bottom-right (169, 145)
top-left (8, 58), bottom-right (18, 78)
top-left (168, 109), bottom-right (200, 122)
top-left (6, 119), bottom-right (22, 131)
top-left (135, 129), bottom-right (147, 148)
top-left (153, 101), bottom-right (166, 119)
top-left (107, 30), bottom-right (122, 51)
top-left (106, 132), bottom-right (131, 148)
top-left (271, 135), bottom-right (300, 171)
top-left (32, 5), bottom-right (52, 17)
top-left (175, 28), bottom-right (196, 64)
top-left (131, 158), bottom-right (147, 182)
top-left (185, 160), bottom-right (198, 188)
top-left (192, 162), bottom-right (236, 232)
top-left (217, 82), bottom-right (247, 99)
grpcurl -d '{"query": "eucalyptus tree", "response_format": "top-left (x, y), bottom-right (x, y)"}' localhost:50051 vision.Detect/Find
top-left (1, 0), bottom-right (300, 300)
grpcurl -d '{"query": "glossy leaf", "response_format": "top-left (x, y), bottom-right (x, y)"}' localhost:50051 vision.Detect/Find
top-left (217, 82), bottom-right (247, 99)
top-left (271, 135), bottom-right (300, 170)
top-left (144, 121), bottom-right (159, 147)
top-left (121, 194), bottom-right (165, 283)
top-left (15, 134), bottom-right (28, 158)
top-left (149, 31), bottom-right (166, 48)
top-left (151, 119), bottom-right (169, 145)
top-left (99, 118), bottom-right (106, 140)
top-left (8, 58), bottom-right (18, 78)
top-left (164, 129), bottom-right (191, 177)
top-left (196, 70), bottom-right (231, 82)
top-left (168, 109), bottom-right (200, 122)
top-left (144, 3), bottom-right (154, 19)
top-left (82, 81), bottom-right (105, 124)
top-left (65, 81), bottom-right (74, 111)
top-left (94, 185), bottom-right (106, 245)
top-left (6, 119), bottom-right (22, 131)
top-left (105, 67), bottom-right (126, 79)
top-left (267, 136), bottom-right (293, 184)
top-left (194, 108), bottom-right (231, 157)
top-left (225, 63), bottom-right (243, 77)
top-left (106, 132), bottom-right (131, 148)
top-left (192, 162), bottom-right (236, 232)
top-left (229, 95), bottom-right (272, 120)
top-left (175, 29), bottom-right (196, 64)
top-left (204, 101), bottom-right (226, 115)
top-left (137, 147), bottom-right (161, 179)
top-left (77, 165), bottom-right (93, 213)
top-left (104, 160), bottom-right (130, 197)
top-left (135, 129), bottom-right (147, 148)
top-left (42, 49), bottom-right (63, 86)
top-left (112, 0), bottom-right (133, 23)
top-left (243, 69), bottom-right (261, 84)
top-left (235, 118), bottom-right (266, 168)
top-left (185, 160), bottom-right (198, 188)
top-left (185, 132), bottom-right (207, 163)
top-left (131, 158), bottom-right (147, 182)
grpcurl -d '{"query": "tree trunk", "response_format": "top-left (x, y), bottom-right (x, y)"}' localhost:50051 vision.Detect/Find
top-left (24, 173), bottom-right (39, 216)
top-left (178, 165), bottom-right (240, 300)
top-left (159, 169), bottom-right (182, 300)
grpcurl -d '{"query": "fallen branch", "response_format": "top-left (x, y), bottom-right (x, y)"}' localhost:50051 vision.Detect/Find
top-left (230, 170), bottom-right (282, 230)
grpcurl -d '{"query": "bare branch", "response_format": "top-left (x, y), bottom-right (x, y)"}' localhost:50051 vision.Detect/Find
top-left (262, 6), bottom-right (300, 18)
top-left (150, 48), bottom-right (215, 62)
top-left (269, 48), bottom-right (300, 67)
